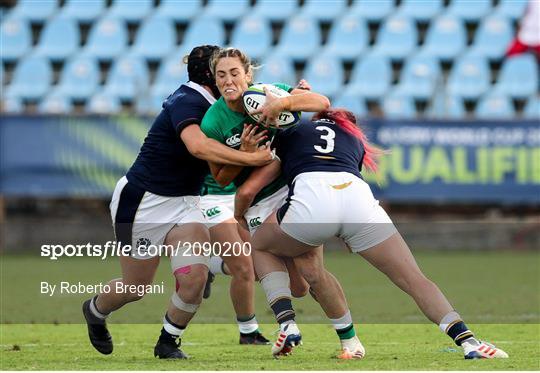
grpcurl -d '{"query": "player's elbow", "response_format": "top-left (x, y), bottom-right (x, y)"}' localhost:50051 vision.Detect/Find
top-left (186, 142), bottom-right (205, 159)
top-left (320, 96), bottom-right (331, 110)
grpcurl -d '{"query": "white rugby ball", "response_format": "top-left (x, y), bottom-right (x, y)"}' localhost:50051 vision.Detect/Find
top-left (242, 84), bottom-right (301, 129)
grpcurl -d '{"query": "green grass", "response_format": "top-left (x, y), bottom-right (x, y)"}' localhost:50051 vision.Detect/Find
top-left (1, 324), bottom-right (539, 370)
top-left (1, 251), bottom-right (539, 370)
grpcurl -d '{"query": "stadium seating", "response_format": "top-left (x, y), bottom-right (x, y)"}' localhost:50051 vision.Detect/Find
top-left (469, 14), bottom-right (513, 60)
top-left (396, 0), bottom-right (443, 23)
top-left (203, 0), bottom-right (250, 23)
top-left (103, 55), bottom-right (150, 101)
top-left (333, 93), bottom-right (368, 118)
top-left (419, 15), bottom-right (466, 62)
top-left (35, 16), bottom-right (80, 62)
top-left (349, 0), bottom-right (393, 22)
top-left (523, 96), bottom-right (540, 119)
top-left (382, 91), bottom-right (417, 119)
top-left (55, 56), bottom-right (100, 101)
top-left (2, 95), bottom-right (24, 114)
top-left (82, 16), bottom-right (128, 60)
top-left (372, 15), bottom-right (417, 60)
top-left (6, 55), bottom-right (52, 101)
top-left (274, 16), bottom-right (320, 60)
top-left (303, 55), bottom-right (344, 98)
top-left (475, 93), bottom-right (515, 119)
top-left (428, 94), bottom-right (466, 119)
top-left (181, 17), bottom-right (225, 55)
top-left (493, 0), bottom-right (529, 21)
top-left (447, 0), bottom-right (492, 23)
top-left (86, 91), bottom-right (122, 114)
top-left (1, 16), bottom-right (31, 62)
top-left (151, 54), bottom-right (189, 100)
top-left (300, 0), bottom-right (347, 23)
top-left (38, 92), bottom-right (74, 114)
top-left (493, 54), bottom-right (538, 100)
top-left (254, 54), bottom-right (296, 86)
top-left (60, 0), bottom-right (105, 24)
top-left (131, 15), bottom-right (176, 61)
top-left (9, 0), bottom-right (57, 23)
top-left (154, 0), bottom-right (202, 24)
top-left (251, 0), bottom-right (298, 22)
top-left (107, 0), bottom-right (153, 24)
top-left (447, 54), bottom-right (490, 100)
top-left (0, 0), bottom-right (534, 119)
top-left (322, 14), bottom-right (368, 61)
top-left (394, 54), bottom-right (441, 101)
top-left (345, 54), bottom-right (392, 100)
top-left (230, 15), bottom-right (272, 61)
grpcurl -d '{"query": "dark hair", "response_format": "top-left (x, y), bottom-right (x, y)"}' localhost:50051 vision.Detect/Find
top-left (183, 45), bottom-right (221, 96)
top-left (313, 108), bottom-right (381, 172)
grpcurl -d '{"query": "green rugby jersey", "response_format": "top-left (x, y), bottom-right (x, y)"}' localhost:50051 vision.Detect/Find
top-left (200, 83), bottom-right (291, 204)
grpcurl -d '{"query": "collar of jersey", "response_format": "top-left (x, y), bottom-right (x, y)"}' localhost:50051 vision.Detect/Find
top-left (185, 81), bottom-right (217, 105)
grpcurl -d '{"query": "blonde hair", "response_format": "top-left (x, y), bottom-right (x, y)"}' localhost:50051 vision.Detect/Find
top-left (209, 47), bottom-right (257, 83)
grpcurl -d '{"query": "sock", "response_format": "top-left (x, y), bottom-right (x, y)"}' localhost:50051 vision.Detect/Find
top-left (89, 295), bottom-right (109, 320)
top-left (270, 298), bottom-right (296, 325)
top-left (209, 256), bottom-right (225, 275)
top-left (330, 310), bottom-right (356, 340)
top-left (237, 314), bottom-right (259, 335)
top-left (439, 311), bottom-right (474, 346)
top-left (161, 313), bottom-right (186, 341)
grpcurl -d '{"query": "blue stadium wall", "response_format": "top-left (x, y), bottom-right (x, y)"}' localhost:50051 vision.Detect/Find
top-left (1, 115), bottom-right (538, 205)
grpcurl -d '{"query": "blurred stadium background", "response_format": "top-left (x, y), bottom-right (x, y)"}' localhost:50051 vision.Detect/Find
top-left (0, 0), bottom-right (538, 251)
top-left (0, 1), bottom-right (539, 369)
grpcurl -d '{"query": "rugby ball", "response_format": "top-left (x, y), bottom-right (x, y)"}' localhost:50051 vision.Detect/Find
top-left (242, 84), bottom-right (301, 129)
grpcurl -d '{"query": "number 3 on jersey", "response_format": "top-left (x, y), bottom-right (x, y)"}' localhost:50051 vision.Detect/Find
top-left (314, 126), bottom-right (335, 154)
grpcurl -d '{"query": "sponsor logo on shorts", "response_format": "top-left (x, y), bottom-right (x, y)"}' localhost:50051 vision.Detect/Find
top-left (135, 237), bottom-right (151, 255)
top-left (249, 217), bottom-right (262, 228)
top-left (205, 207), bottom-right (222, 218)
top-left (225, 134), bottom-right (241, 147)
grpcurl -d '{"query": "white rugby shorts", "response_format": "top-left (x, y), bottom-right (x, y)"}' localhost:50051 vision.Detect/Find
top-left (244, 186), bottom-right (289, 235)
top-left (199, 193), bottom-right (235, 228)
top-left (110, 176), bottom-right (208, 263)
top-left (277, 172), bottom-right (397, 252)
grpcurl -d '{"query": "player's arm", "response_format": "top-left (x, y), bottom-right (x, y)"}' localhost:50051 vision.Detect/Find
top-left (234, 160), bottom-right (282, 229)
top-left (255, 87), bottom-right (330, 127)
top-left (181, 124), bottom-right (272, 166)
top-left (208, 124), bottom-right (269, 187)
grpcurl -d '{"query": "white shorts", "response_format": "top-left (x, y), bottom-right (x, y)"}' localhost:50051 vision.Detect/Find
top-left (245, 186), bottom-right (289, 235)
top-left (199, 193), bottom-right (235, 228)
top-left (277, 172), bottom-right (397, 252)
top-left (110, 176), bottom-right (208, 263)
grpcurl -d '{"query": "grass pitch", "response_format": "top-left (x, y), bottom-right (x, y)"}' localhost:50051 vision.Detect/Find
top-left (1, 251), bottom-right (539, 370)
top-left (1, 324), bottom-right (539, 370)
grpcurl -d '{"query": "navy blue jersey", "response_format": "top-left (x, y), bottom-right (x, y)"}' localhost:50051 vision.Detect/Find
top-left (274, 118), bottom-right (365, 184)
top-left (126, 82), bottom-right (215, 196)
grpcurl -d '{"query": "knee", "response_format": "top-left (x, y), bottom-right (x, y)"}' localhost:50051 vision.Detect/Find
top-left (290, 276), bottom-right (310, 298)
top-left (297, 263), bottom-right (324, 287)
top-left (176, 266), bottom-right (208, 301)
top-left (227, 259), bottom-right (255, 283)
top-left (291, 283), bottom-right (310, 298)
